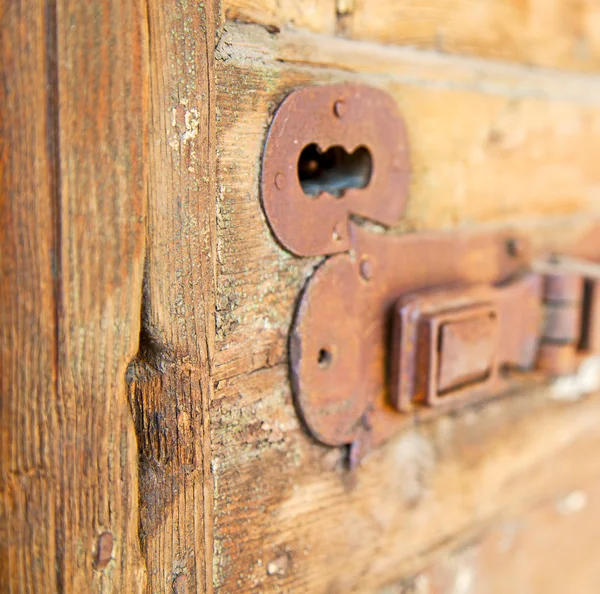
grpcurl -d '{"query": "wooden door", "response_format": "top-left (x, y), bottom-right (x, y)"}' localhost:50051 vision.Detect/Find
top-left (3, 1), bottom-right (600, 592)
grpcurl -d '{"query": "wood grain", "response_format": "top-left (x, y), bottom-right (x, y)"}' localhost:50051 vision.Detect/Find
top-left (1, 1), bottom-right (148, 591)
top-left (1, 3), bottom-right (60, 590)
top-left (223, 0), bottom-right (600, 72)
top-left (391, 475), bottom-right (600, 593)
top-left (223, 0), bottom-right (336, 35)
top-left (209, 22), bottom-right (600, 592)
top-left (126, 1), bottom-right (219, 592)
top-left (342, 0), bottom-right (600, 73)
top-left (473, 479), bottom-right (600, 594)
top-left (213, 367), bottom-right (600, 592)
top-left (5, 3), bottom-right (600, 592)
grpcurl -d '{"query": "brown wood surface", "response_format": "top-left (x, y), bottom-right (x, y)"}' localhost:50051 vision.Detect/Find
top-left (126, 1), bottom-right (218, 592)
top-left (224, 0), bottom-right (600, 72)
top-left (342, 0), bottom-right (600, 73)
top-left (223, 0), bottom-right (336, 35)
top-left (213, 373), bottom-right (600, 592)
top-left (4, 1), bottom-right (600, 592)
top-left (1, 1), bottom-right (148, 591)
top-left (1, 4), bottom-right (59, 590)
top-left (390, 475), bottom-right (600, 593)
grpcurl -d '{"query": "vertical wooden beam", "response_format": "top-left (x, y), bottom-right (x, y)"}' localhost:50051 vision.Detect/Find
top-left (1, 3), bottom-right (60, 590)
top-left (1, 1), bottom-right (148, 591)
top-left (54, 1), bottom-right (149, 591)
top-left (128, 1), bottom-right (218, 592)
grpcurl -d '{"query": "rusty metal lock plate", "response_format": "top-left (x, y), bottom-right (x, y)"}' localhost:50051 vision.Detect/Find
top-left (260, 83), bottom-right (600, 464)
top-left (261, 84), bottom-right (410, 256)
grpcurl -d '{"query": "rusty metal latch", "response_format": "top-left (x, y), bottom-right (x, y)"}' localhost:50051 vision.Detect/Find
top-left (261, 83), bottom-right (600, 464)
top-left (389, 275), bottom-right (542, 413)
top-left (536, 257), bottom-right (600, 375)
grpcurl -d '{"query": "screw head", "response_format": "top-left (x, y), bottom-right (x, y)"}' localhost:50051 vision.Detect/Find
top-left (274, 172), bottom-right (286, 190)
top-left (333, 100), bottom-right (346, 119)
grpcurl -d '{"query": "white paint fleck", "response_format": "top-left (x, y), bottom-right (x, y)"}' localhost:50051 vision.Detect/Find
top-left (453, 562), bottom-right (475, 594)
top-left (556, 490), bottom-right (588, 515)
top-left (181, 107), bottom-right (200, 143)
top-left (497, 522), bottom-right (520, 553)
top-left (391, 432), bottom-right (436, 506)
top-left (551, 355), bottom-right (600, 401)
top-left (413, 574), bottom-right (430, 594)
top-left (266, 554), bottom-right (289, 577)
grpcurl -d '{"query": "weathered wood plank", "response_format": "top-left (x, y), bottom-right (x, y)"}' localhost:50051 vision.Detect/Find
top-left (1, 3), bottom-right (60, 590)
top-left (390, 475), bottom-right (600, 593)
top-left (223, 0), bottom-right (600, 72)
top-left (213, 366), bottom-right (600, 592)
top-left (223, 0), bottom-right (336, 35)
top-left (53, 1), bottom-right (149, 590)
top-left (342, 0), bottom-right (600, 73)
top-left (1, 1), bottom-right (149, 591)
top-left (472, 480), bottom-right (600, 594)
top-left (127, 1), bottom-right (219, 592)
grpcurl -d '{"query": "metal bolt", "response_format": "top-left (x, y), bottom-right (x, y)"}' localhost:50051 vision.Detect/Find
top-left (333, 100), bottom-right (346, 119)
top-left (93, 532), bottom-right (113, 571)
top-left (360, 257), bottom-right (373, 281)
top-left (274, 172), bottom-right (286, 190)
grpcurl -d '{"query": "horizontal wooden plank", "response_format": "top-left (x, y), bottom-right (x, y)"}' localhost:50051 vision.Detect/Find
top-left (473, 480), bottom-right (600, 594)
top-left (222, 0), bottom-right (336, 35)
top-left (214, 22), bottom-right (600, 381)
top-left (212, 366), bottom-right (600, 592)
top-left (223, 0), bottom-right (600, 72)
top-left (342, 0), bottom-right (600, 73)
top-left (390, 475), bottom-right (600, 593)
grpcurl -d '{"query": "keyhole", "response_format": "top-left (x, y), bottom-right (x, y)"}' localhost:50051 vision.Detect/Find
top-left (298, 144), bottom-right (373, 198)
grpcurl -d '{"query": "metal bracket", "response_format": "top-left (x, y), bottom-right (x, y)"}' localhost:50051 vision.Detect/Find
top-left (261, 83), bottom-right (600, 464)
